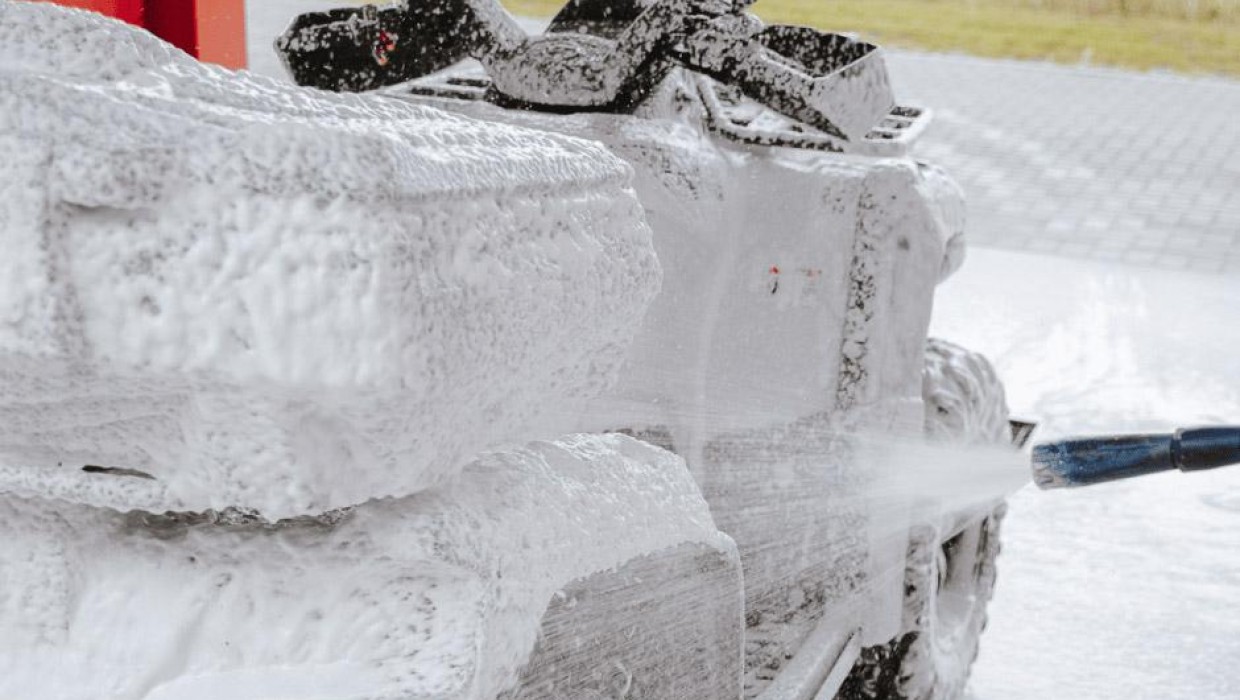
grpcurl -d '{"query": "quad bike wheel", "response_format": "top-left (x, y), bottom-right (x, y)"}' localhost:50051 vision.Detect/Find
top-left (838, 338), bottom-right (1011, 700)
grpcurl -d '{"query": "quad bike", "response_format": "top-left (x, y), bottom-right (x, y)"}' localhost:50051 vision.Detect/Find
top-left (0, 1), bottom-right (1022, 698)
top-left (275, 2), bottom-right (1030, 698)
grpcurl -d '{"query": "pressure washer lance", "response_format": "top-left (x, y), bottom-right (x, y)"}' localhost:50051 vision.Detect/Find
top-left (1032, 426), bottom-right (1240, 489)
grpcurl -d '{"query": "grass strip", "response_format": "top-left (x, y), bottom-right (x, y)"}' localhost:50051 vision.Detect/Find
top-left (501, 0), bottom-right (1240, 76)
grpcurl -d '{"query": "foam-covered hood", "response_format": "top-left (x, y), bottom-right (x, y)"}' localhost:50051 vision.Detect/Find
top-left (0, 1), bottom-right (661, 517)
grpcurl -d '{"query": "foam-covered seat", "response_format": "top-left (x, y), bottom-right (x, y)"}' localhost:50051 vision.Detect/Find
top-left (0, 2), bottom-right (661, 517)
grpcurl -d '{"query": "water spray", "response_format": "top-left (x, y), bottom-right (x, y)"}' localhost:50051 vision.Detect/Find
top-left (1031, 426), bottom-right (1240, 489)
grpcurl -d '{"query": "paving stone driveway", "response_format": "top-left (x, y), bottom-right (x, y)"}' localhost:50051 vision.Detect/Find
top-left (886, 52), bottom-right (1240, 274)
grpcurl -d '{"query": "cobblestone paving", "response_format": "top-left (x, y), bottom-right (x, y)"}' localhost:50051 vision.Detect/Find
top-left (887, 52), bottom-right (1240, 274)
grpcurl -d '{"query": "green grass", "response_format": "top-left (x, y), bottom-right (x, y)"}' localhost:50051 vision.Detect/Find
top-left (501, 0), bottom-right (1240, 76)
top-left (980, 0), bottom-right (1240, 24)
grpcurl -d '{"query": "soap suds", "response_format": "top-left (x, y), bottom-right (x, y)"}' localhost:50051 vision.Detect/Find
top-left (0, 1), bottom-right (661, 517)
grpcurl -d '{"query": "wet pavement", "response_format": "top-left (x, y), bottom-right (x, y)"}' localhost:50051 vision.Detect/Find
top-left (888, 52), bottom-right (1240, 274)
top-left (932, 247), bottom-right (1240, 700)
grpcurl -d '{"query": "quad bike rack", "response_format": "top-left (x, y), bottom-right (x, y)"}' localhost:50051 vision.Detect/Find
top-left (275, 0), bottom-right (918, 150)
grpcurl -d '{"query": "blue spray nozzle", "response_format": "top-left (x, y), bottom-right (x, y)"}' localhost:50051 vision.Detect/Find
top-left (1032, 426), bottom-right (1240, 490)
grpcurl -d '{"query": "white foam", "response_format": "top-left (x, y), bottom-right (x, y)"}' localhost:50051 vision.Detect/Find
top-left (0, 1), bottom-right (660, 517)
top-left (0, 432), bottom-right (737, 700)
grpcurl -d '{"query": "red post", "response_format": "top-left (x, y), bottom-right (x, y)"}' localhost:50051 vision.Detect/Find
top-left (146, 0), bottom-right (247, 70)
top-left (34, 0), bottom-right (247, 70)
top-left (47, 0), bottom-right (144, 24)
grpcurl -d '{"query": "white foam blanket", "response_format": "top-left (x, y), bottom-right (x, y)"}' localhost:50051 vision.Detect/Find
top-left (0, 1), bottom-right (661, 516)
top-left (0, 432), bottom-right (736, 700)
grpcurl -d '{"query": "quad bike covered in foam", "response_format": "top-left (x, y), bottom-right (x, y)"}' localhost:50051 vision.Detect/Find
top-left (0, 2), bottom-right (1018, 699)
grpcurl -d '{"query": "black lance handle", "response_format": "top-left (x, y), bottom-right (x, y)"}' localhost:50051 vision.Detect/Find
top-left (1032, 426), bottom-right (1240, 489)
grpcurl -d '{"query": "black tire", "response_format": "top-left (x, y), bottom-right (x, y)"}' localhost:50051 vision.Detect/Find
top-left (838, 339), bottom-right (1010, 700)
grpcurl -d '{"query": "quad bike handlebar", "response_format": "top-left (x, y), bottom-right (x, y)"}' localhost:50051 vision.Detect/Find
top-left (275, 0), bottom-right (894, 141)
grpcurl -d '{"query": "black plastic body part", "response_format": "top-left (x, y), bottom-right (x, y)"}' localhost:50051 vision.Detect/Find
top-left (275, 2), bottom-right (480, 92)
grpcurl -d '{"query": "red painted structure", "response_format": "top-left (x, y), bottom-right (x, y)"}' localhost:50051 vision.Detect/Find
top-left (38, 0), bottom-right (247, 69)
